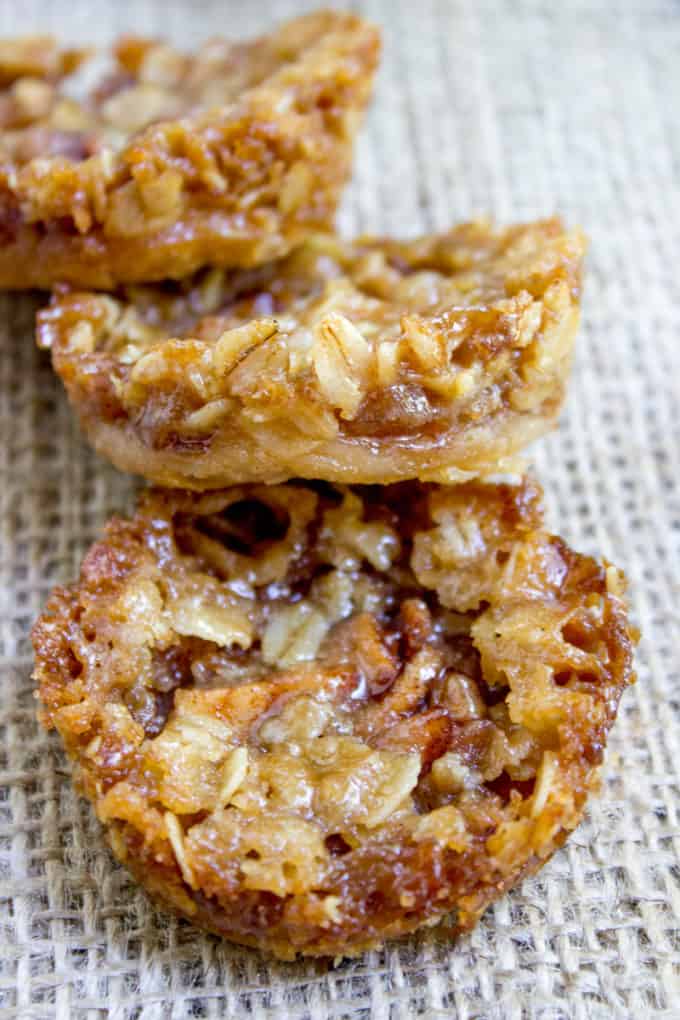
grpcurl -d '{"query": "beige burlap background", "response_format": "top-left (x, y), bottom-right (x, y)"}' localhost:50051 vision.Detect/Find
top-left (1, 1), bottom-right (678, 1016)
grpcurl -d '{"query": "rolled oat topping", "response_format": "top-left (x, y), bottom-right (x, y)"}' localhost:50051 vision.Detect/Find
top-left (33, 477), bottom-right (635, 958)
top-left (38, 218), bottom-right (585, 487)
top-left (0, 12), bottom-right (380, 288)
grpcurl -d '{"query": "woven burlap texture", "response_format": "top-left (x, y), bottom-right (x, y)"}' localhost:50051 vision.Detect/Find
top-left (1, 0), bottom-right (678, 1017)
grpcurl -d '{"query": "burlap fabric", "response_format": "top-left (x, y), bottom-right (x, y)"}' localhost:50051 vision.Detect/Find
top-left (1, 1), bottom-right (678, 1016)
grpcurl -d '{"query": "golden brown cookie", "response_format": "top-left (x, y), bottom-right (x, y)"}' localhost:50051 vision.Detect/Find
top-left (33, 476), bottom-right (635, 959)
top-left (0, 12), bottom-right (380, 288)
top-left (38, 219), bottom-right (585, 487)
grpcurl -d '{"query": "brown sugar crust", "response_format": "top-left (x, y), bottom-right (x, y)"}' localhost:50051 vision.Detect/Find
top-left (0, 13), bottom-right (380, 288)
top-left (33, 477), bottom-right (635, 959)
top-left (38, 218), bottom-right (586, 487)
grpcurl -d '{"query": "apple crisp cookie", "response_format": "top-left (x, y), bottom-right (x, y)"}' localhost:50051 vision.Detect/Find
top-left (0, 12), bottom-right (379, 288)
top-left (33, 476), bottom-right (635, 958)
top-left (38, 218), bottom-right (585, 487)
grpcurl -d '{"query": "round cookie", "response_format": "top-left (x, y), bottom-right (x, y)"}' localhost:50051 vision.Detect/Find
top-left (33, 477), bottom-right (634, 958)
top-left (0, 12), bottom-right (379, 288)
top-left (38, 219), bottom-right (585, 487)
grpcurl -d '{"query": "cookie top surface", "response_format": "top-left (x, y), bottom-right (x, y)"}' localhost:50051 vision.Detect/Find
top-left (33, 477), bottom-right (635, 958)
top-left (0, 12), bottom-right (380, 287)
top-left (38, 219), bottom-right (585, 487)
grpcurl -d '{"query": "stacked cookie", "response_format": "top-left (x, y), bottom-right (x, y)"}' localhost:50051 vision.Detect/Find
top-left (17, 13), bottom-right (635, 959)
